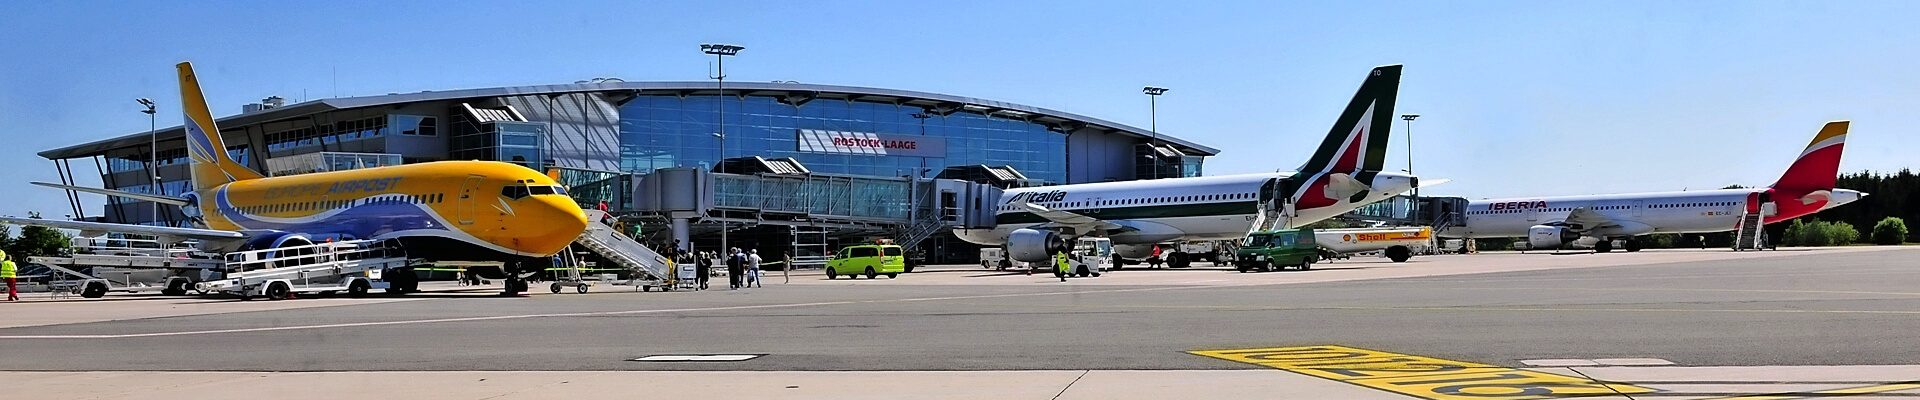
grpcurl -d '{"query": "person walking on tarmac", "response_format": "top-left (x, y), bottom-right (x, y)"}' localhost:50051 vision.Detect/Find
top-left (747, 249), bottom-right (764, 288)
top-left (1054, 251), bottom-right (1071, 282)
top-left (2, 251), bottom-right (18, 301)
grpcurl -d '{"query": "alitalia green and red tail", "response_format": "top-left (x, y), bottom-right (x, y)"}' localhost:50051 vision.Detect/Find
top-left (1289, 65), bottom-right (1402, 209)
top-left (1296, 65), bottom-right (1401, 178)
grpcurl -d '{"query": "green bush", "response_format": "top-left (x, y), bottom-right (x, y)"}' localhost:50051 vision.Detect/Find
top-left (1871, 217), bottom-right (1909, 245)
top-left (1782, 219), bottom-right (1861, 247)
top-left (1644, 233), bottom-right (1680, 248)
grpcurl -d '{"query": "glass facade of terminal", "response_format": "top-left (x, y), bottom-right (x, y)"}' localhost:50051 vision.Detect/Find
top-left (618, 95), bottom-right (1067, 184)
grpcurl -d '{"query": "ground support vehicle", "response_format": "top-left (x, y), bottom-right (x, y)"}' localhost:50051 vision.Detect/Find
top-left (196, 239), bottom-right (417, 300)
top-left (1160, 241), bottom-right (1232, 268)
top-left (1314, 227), bottom-right (1434, 263)
top-left (1234, 229), bottom-right (1321, 272)
top-left (826, 241), bottom-right (906, 279)
top-left (27, 237), bottom-right (226, 298)
top-left (1055, 237), bottom-right (1113, 279)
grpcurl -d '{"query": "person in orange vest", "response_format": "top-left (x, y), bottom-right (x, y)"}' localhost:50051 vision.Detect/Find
top-left (2, 250), bottom-right (18, 301)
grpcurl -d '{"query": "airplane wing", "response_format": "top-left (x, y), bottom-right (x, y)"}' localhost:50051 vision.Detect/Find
top-left (0, 216), bottom-right (244, 246)
top-left (1014, 201), bottom-right (1126, 234)
top-left (1561, 208), bottom-right (1621, 232)
top-left (32, 182), bottom-right (190, 206)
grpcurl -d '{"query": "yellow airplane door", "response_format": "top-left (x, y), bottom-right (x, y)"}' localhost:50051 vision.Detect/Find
top-left (458, 175), bottom-right (483, 225)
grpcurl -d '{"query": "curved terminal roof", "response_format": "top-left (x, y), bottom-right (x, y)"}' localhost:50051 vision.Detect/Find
top-left (41, 81), bottom-right (1217, 160)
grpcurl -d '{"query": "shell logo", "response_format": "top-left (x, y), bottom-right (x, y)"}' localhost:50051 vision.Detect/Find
top-left (1342, 234), bottom-right (1353, 242)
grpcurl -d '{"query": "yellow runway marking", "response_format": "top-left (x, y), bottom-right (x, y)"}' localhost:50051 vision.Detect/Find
top-left (1190, 345), bottom-right (1654, 399)
top-left (1700, 381), bottom-right (1920, 399)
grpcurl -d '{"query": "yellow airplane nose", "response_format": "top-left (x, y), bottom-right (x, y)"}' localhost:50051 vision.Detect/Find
top-left (512, 195), bottom-right (589, 256)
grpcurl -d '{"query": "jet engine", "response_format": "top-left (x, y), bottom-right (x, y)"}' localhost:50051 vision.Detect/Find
top-left (238, 232), bottom-right (318, 269)
top-left (1006, 228), bottom-right (1069, 263)
top-left (1526, 225), bottom-right (1581, 249)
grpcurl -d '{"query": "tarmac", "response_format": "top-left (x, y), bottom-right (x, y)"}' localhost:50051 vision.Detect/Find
top-left (4, 246), bottom-right (1919, 399)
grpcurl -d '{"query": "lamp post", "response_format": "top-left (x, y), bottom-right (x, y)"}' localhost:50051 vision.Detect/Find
top-left (1142, 86), bottom-right (1169, 179)
top-left (702, 43), bottom-right (743, 257)
top-left (137, 98), bottom-right (158, 226)
top-left (1400, 114), bottom-right (1420, 221)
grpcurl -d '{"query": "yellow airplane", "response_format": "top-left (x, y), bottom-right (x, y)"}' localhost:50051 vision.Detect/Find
top-left (3, 62), bottom-right (589, 293)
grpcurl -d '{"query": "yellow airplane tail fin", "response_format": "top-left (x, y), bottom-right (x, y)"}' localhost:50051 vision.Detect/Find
top-left (177, 62), bottom-right (265, 192)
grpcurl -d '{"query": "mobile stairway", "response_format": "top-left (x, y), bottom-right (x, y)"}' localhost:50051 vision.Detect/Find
top-left (195, 239), bottom-right (418, 300)
top-left (1733, 201), bottom-right (1776, 251)
top-left (575, 210), bottom-right (678, 291)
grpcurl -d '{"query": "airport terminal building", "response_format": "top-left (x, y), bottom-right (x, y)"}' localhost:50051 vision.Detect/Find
top-left (39, 80), bottom-right (1216, 261)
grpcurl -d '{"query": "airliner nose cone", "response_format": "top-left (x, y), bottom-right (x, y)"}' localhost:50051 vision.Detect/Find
top-left (519, 196), bottom-right (589, 256)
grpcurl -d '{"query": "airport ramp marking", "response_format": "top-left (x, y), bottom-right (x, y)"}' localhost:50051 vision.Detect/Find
top-left (1698, 381), bottom-right (1920, 399)
top-left (1188, 345), bottom-right (1654, 400)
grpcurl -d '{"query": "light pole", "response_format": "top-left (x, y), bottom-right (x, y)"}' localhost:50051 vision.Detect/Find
top-left (138, 98), bottom-right (158, 226)
top-left (1142, 86), bottom-right (1169, 179)
top-left (1400, 114), bottom-right (1420, 221)
top-left (702, 43), bottom-right (743, 257)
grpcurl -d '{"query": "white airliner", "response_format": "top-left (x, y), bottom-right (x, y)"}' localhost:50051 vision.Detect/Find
top-left (1438, 121), bottom-right (1866, 252)
top-left (954, 65), bottom-right (1424, 265)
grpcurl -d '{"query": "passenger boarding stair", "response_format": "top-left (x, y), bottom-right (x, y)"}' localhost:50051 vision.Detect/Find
top-left (1248, 199), bottom-right (1289, 235)
top-left (1733, 201), bottom-right (1774, 251)
top-left (897, 215), bottom-right (946, 251)
top-left (576, 210), bottom-right (674, 283)
top-left (1733, 213), bottom-right (1765, 251)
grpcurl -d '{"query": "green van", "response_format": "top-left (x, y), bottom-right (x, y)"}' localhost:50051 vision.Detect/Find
top-left (826, 243), bottom-right (906, 279)
top-left (1234, 228), bottom-right (1320, 272)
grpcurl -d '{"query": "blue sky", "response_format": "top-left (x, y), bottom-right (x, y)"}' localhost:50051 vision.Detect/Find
top-left (2, 1), bottom-right (1916, 218)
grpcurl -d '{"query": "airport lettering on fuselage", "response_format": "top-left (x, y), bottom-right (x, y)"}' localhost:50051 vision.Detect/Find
top-left (1008, 190), bottom-right (1068, 204)
top-left (1489, 200), bottom-right (1549, 211)
top-left (263, 177), bottom-right (403, 200)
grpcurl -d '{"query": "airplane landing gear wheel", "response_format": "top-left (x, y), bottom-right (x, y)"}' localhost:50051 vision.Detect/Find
top-left (1595, 239), bottom-right (1614, 253)
top-left (1624, 238), bottom-right (1642, 252)
top-left (1167, 252), bottom-right (1191, 269)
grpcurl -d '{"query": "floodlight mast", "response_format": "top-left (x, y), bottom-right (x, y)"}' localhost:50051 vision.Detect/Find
top-left (1142, 86), bottom-right (1169, 179)
top-left (702, 43), bottom-right (744, 257)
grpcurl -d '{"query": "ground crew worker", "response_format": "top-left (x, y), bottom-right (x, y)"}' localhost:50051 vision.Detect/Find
top-left (2, 250), bottom-right (18, 301)
top-left (1054, 251), bottom-right (1071, 282)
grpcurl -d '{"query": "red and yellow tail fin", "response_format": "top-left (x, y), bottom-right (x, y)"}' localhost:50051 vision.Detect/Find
top-left (1771, 121), bottom-right (1847, 190)
top-left (177, 62), bottom-right (265, 192)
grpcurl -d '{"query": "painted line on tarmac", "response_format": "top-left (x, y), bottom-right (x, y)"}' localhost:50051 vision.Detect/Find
top-left (1697, 381), bottom-right (1920, 399)
top-left (955, 301), bottom-right (1920, 315)
top-left (1189, 345), bottom-right (1655, 400)
top-left (0, 281), bottom-right (1273, 339)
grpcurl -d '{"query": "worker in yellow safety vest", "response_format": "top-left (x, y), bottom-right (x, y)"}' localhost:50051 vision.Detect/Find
top-left (2, 250), bottom-right (18, 301)
top-left (1054, 251), bottom-right (1070, 282)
